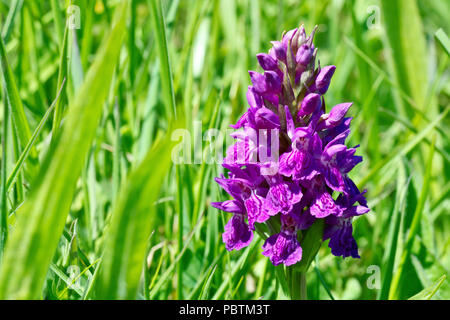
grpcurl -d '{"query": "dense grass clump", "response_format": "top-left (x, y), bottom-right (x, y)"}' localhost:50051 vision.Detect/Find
top-left (0, 0), bottom-right (449, 300)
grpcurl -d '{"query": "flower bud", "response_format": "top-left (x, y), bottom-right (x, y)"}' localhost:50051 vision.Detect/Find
top-left (257, 53), bottom-right (278, 71)
top-left (314, 65), bottom-right (336, 94)
top-left (298, 93), bottom-right (321, 117)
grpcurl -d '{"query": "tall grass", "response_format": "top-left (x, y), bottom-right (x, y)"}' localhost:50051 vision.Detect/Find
top-left (0, 0), bottom-right (448, 300)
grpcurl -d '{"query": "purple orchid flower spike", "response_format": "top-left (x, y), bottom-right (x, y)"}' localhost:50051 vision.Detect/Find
top-left (212, 25), bottom-right (369, 268)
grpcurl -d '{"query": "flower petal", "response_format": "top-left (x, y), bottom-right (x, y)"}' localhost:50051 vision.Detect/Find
top-left (257, 53), bottom-right (278, 71)
top-left (298, 93), bottom-right (321, 117)
top-left (211, 200), bottom-right (244, 214)
top-left (262, 232), bottom-right (302, 266)
top-left (310, 191), bottom-right (342, 218)
top-left (313, 65), bottom-right (336, 94)
top-left (223, 214), bottom-right (254, 251)
top-left (245, 192), bottom-right (272, 229)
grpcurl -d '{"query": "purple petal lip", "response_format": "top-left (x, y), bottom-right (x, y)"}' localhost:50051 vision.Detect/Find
top-left (262, 232), bottom-right (303, 266)
top-left (223, 214), bottom-right (253, 251)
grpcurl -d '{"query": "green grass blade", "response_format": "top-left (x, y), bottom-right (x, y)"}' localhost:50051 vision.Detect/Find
top-left (6, 79), bottom-right (65, 192)
top-left (357, 106), bottom-right (449, 188)
top-left (388, 136), bottom-right (436, 299)
top-left (148, 0), bottom-right (177, 120)
top-left (51, 24), bottom-right (69, 140)
top-left (378, 164), bottom-right (411, 300)
top-left (409, 275), bottom-right (446, 300)
top-left (192, 91), bottom-right (222, 226)
top-left (380, 0), bottom-right (428, 114)
top-left (56, 259), bottom-right (100, 299)
top-left (175, 165), bottom-right (184, 299)
top-left (50, 0), bottom-right (64, 46)
top-left (49, 263), bottom-right (84, 297)
top-left (149, 209), bottom-right (204, 298)
top-left (212, 240), bottom-right (258, 300)
top-left (314, 265), bottom-right (335, 300)
top-left (80, 0), bottom-right (96, 70)
top-left (0, 2), bottom-right (128, 299)
top-left (343, 36), bottom-right (441, 127)
top-left (1, 0), bottom-right (24, 42)
top-left (0, 87), bottom-right (9, 261)
top-left (92, 132), bottom-right (176, 299)
top-left (198, 265), bottom-right (217, 300)
top-left (0, 35), bottom-right (37, 179)
top-left (435, 28), bottom-right (450, 56)
top-left (185, 250), bottom-right (225, 299)
top-left (379, 107), bottom-right (450, 164)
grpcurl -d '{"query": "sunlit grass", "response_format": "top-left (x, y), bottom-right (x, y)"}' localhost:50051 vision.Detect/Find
top-left (0, 0), bottom-right (448, 300)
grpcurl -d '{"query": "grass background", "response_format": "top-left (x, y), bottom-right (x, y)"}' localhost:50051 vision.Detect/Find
top-left (0, 0), bottom-right (449, 300)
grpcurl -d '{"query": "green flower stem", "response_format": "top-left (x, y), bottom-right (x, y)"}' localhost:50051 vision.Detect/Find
top-left (288, 268), bottom-right (307, 300)
top-left (299, 272), bottom-right (307, 300)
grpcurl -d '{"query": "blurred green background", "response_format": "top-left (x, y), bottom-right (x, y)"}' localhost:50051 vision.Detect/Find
top-left (0, 0), bottom-right (448, 300)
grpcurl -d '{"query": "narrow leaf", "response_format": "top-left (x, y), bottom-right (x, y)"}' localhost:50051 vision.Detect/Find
top-left (0, 2), bottom-right (128, 299)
